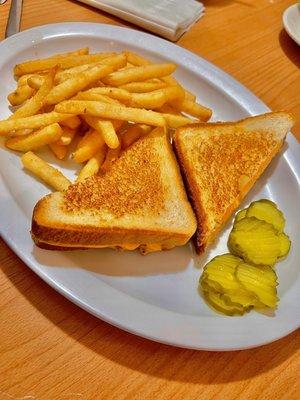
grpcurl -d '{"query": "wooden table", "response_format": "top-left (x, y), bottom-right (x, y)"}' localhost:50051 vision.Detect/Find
top-left (0, 1), bottom-right (299, 399)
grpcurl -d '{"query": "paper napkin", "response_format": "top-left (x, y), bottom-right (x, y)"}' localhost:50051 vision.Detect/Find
top-left (76, 0), bottom-right (205, 41)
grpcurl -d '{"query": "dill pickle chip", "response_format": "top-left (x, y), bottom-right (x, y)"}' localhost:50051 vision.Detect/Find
top-left (234, 208), bottom-right (247, 224)
top-left (203, 289), bottom-right (246, 316)
top-left (201, 254), bottom-right (243, 292)
top-left (235, 263), bottom-right (278, 309)
top-left (228, 217), bottom-right (281, 266)
top-left (223, 290), bottom-right (257, 308)
top-left (278, 232), bottom-right (291, 258)
top-left (246, 200), bottom-right (285, 232)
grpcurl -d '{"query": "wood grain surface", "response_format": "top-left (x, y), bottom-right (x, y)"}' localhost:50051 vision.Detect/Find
top-left (0, 0), bottom-right (299, 399)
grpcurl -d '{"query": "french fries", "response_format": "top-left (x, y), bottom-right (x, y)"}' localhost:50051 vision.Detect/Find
top-left (84, 115), bottom-right (120, 149)
top-left (60, 115), bottom-right (81, 130)
top-left (45, 55), bottom-right (127, 105)
top-left (56, 126), bottom-right (77, 146)
top-left (73, 129), bottom-right (106, 163)
top-left (103, 63), bottom-right (177, 86)
top-left (49, 142), bottom-right (69, 160)
top-left (76, 150), bottom-right (107, 182)
top-left (11, 69), bottom-right (55, 119)
top-left (1, 47), bottom-right (213, 192)
top-left (6, 123), bottom-right (63, 152)
top-left (0, 112), bottom-right (70, 136)
top-left (21, 151), bottom-right (71, 191)
top-left (122, 124), bottom-right (152, 149)
top-left (55, 100), bottom-right (166, 127)
top-left (120, 80), bottom-right (167, 93)
top-left (8, 84), bottom-right (36, 106)
top-left (174, 99), bottom-right (212, 121)
top-left (14, 52), bottom-right (117, 76)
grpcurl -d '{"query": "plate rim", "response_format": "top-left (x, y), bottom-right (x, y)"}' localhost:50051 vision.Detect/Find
top-left (0, 22), bottom-right (299, 351)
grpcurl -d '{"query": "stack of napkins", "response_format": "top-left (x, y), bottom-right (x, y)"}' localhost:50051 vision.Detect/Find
top-left (76, 0), bottom-right (205, 41)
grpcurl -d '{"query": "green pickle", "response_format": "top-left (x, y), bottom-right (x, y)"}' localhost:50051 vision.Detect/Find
top-left (235, 263), bottom-right (278, 309)
top-left (203, 289), bottom-right (246, 316)
top-left (246, 199), bottom-right (285, 232)
top-left (234, 208), bottom-right (247, 224)
top-left (199, 199), bottom-right (290, 316)
top-left (228, 217), bottom-right (282, 266)
top-left (278, 232), bottom-right (291, 258)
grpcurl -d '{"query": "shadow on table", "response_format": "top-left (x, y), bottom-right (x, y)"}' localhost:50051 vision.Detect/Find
top-left (279, 29), bottom-right (300, 69)
top-left (2, 241), bottom-right (299, 385)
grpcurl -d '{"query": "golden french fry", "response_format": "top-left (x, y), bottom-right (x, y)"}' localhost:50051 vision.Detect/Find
top-left (11, 70), bottom-right (55, 119)
top-left (120, 80), bottom-right (167, 93)
top-left (101, 144), bottom-right (121, 172)
top-left (27, 75), bottom-right (45, 90)
top-left (55, 100), bottom-right (166, 127)
top-left (162, 113), bottom-right (197, 128)
top-left (121, 124), bottom-right (152, 149)
top-left (52, 47), bottom-right (89, 58)
top-left (74, 92), bottom-right (121, 104)
top-left (54, 53), bottom-right (127, 84)
top-left (83, 87), bottom-right (131, 103)
top-left (156, 104), bottom-right (181, 114)
top-left (175, 99), bottom-right (212, 121)
top-left (103, 63), bottom-right (177, 86)
top-left (7, 84), bottom-right (36, 106)
top-left (17, 74), bottom-right (35, 87)
top-left (126, 52), bottom-right (197, 101)
top-left (14, 52), bottom-right (117, 76)
top-left (84, 115), bottom-right (120, 149)
top-left (45, 55), bottom-right (127, 105)
top-left (76, 149), bottom-right (107, 182)
top-left (56, 126), bottom-right (77, 146)
top-left (184, 90), bottom-right (196, 101)
top-left (60, 115), bottom-right (81, 129)
top-left (130, 86), bottom-right (184, 109)
top-left (49, 142), bottom-right (69, 160)
top-left (5, 123), bottom-right (63, 152)
top-left (73, 129), bottom-right (106, 163)
top-left (125, 51), bottom-right (150, 67)
top-left (0, 112), bottom-right (70, 136)
top-left (21, 151), bottom-right (71, 191)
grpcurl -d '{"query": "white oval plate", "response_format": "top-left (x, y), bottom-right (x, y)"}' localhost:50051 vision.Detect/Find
top-left (0, 23), bottom-right (299, 351)
top-left (283, 3), bottom-right (300, 46)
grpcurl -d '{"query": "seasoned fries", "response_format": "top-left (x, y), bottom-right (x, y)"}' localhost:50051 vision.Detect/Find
top-left (21, 151), bottom-right (71, 191)
top-left (1, 47), bottom-right (213, 191)
top-left (55, 100), bottom-right (166, 127)
top-left (8, 84), bottom-right (35, 106)
top-left (73, 129), bottom-right (106, 163)
top-left (0, 112), bottom-right (70, 136)
top-left (103, 63), bottom-right (177, 86)
top-left (6, 123), bottom-right (63, 152)
top-left (76, 150), bottom-right (107, 182)
top-left (14, 52), bottom-right (117, 76)
top-left (11, 69), bottom-right (55, 119)
top-left (84, 115), bottom-right (120, 149)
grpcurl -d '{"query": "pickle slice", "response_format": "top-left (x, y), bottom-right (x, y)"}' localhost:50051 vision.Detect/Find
top-left (203, 289), bottom-right (246, 316)
top-left (201, 254), bottom-right (242, 292)
top-left (228, 217), bottom-right (281, 266)
top-left (200, 254), bottom-right (257, 307)
top-left (234, 208), bottom-right (247, 224)
top-left (235, 263), bottom-right (278, 309)
top-left (278, 232), bottom-right (291, 258)
top-left (246, 200), bottom-right (285, 232)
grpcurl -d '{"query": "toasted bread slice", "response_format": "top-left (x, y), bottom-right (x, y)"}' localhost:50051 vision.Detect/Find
top-left (173, 112), bottom-right (295, 254)
top-left (32, 128), bottom-right (197, 253)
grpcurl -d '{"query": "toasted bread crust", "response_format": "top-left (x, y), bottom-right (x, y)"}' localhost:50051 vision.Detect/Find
top-left (174, 112), bottom-right (294, 254)
top-left (32, 128), bottom-right (197, 252)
